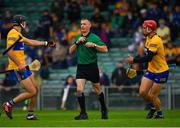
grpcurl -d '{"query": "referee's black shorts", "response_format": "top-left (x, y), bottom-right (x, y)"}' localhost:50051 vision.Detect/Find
top-left (76, 63), bottom-right (99, 83)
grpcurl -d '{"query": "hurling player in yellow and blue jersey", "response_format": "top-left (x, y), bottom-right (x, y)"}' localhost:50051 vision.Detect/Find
top-left (2, 15), bottom-right (55, 120)
top-left (126, 20), bottom-right (169, 119)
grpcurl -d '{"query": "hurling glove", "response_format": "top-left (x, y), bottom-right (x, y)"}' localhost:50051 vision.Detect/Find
top-left (126, 68), bottom-right (137, 78)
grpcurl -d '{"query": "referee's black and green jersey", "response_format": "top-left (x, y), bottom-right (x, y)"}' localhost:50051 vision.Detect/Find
top-left (72, 32), bottom-right (106, 64)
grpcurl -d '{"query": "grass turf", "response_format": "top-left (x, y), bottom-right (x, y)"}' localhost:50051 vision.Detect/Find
top-left (0, 109), bottom-right (180, 127)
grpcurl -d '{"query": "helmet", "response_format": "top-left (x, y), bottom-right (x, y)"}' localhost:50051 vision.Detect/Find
top-left (12, 15), bottom-right (26, 28)
top-left (142, 20), bottom-right (157, 33)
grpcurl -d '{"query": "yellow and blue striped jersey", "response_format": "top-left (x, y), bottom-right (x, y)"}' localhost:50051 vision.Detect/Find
top-left (145, 35), bottom-right (169, 73)
top-left (7, 29), bottom-right (27, 70)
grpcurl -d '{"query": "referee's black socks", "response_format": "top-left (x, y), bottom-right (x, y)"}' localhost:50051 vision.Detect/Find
top-left (77, 92), bottom-right (86, 114)
top-left (98, 92), bottom-right (107, 112)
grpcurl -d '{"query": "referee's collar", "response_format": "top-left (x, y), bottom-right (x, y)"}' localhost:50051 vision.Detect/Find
top-left (82, 32), bottom-right (91, 38)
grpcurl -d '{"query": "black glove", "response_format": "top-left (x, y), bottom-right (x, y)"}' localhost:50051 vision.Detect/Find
top-left (45, 41), bottom-right (56, 47)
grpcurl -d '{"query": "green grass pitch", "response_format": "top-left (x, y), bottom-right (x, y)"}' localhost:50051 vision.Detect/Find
top-left (0, 110), bottom-right (180, 127)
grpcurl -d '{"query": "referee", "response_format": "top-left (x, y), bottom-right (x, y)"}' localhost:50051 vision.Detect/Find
top-left (69, 18), bottom-right (108, 120)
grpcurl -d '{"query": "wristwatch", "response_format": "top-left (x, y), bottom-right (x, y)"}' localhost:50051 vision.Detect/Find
top-left (94, 44), bottom-right (97, 48)
top-left (75, 41), bottom-right (79, 45)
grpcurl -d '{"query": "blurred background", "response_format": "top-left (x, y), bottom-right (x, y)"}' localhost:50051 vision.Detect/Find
top-left (0, 0), bottom-right (180, 111)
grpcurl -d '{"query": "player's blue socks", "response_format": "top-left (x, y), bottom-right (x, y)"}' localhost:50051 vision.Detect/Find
top-left (26, 110), bottom-right (38, 120)
top-left (28, 110), bottom-right (34, 115)
top-left (157, 111), bottom-right (163, 117)
top-left (149, 102), bottom-right (156, 110)
top-left (8, 99), bottom-right (15, 106)
top-left (154, 110), bottom-right (164, 119)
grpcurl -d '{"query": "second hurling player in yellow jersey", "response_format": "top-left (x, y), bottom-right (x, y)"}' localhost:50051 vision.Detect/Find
top-left (126, 20), bottom-right (169, 119)
top-left (145, 35), bottom-right (169, 73)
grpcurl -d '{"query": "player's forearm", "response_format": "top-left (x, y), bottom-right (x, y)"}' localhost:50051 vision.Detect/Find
top-left (133, 55), bottom-right (151, 63)
top-left (24, 38), bottom-right (46, 46)
top-left (95, 45), bottom-right (108, 53)
top-left (69, 44), bottom-right (77, 54)
top-left (133, 51), bottom-right (155, 63)
top-left (7, 50), bottom-right (22, 66)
